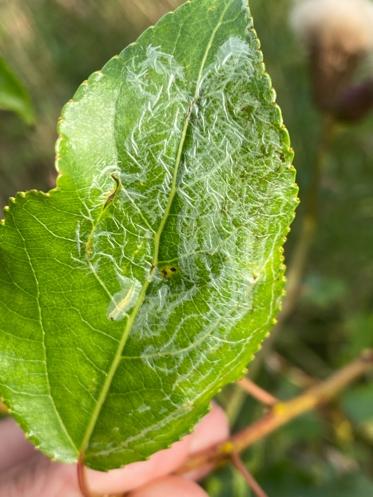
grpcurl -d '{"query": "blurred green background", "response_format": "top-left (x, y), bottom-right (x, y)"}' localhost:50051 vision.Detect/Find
top-left (0, 0), bottom-right (372, 495)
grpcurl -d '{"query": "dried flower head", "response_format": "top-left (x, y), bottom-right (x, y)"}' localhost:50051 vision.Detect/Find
top-left (291, 0), bottom-right (373, 55)
top-left (290, 0), bottom-right (373, 111)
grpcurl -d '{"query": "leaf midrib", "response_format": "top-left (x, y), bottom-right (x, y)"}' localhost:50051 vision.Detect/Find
top-left (78, 1), bottom-right (233, 458)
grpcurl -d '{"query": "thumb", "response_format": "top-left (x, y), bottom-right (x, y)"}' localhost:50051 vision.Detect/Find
top-left (0, 456), bottom-right (80, 497)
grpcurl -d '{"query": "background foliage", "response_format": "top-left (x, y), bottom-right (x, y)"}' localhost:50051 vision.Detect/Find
top-left (0, 0), bottom-right (372, 494)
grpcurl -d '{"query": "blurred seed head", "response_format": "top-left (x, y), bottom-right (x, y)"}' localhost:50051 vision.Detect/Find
top-left (290, 0), bottom-right (373, 117)
top-left (334, 79), bottom-right (373, 121)
top-left (291, 0), bottom-right (373, 56)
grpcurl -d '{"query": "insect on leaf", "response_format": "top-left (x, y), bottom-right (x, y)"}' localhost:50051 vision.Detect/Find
top-left (0, 0), bottom-right (297, 470)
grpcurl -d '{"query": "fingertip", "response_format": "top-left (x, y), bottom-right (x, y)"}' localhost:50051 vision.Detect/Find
top-left (0, 418), bottom-right (37, 471)
top-left (86, 435), bottom-right (191, 494)
top-left (190, 403), bottom-right (229, 454)
top-left (86, 404), bottom-right (229, 494)
top-left (185, 404), bottom-right (230, 480)
top-left (149, 435), bottom-right (191, 475)
top-left (128, 476), bottom-right (209, 497)
top-left (86, 458), bottom-right (157, 495)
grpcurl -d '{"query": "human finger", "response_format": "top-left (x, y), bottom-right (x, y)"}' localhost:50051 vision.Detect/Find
top-left (128, 476), bottom-right (209, 497)
top-left (0, 404), bottom-right (229, 496)
top-left (86, 435), bottom-right (191, 495)
top-left (185, 403), bottom-right (229, 480)
top-left (0, 418), bottom-right (36, 473)
top-left (189, 403), bottom-right (229, 454)
top-left (87, 404), bottom-right (228, 495)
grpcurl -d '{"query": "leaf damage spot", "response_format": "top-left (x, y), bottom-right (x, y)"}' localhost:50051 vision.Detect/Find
top-left (161, 265), bottom-right (178, 279)
top-left (104, 174), bottom-right (122, 209)
top-left (107, 275), bottom-right (142, 321)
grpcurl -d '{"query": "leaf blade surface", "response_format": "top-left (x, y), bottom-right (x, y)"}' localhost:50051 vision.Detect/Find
top-left (0, 0), bottom-right (297, 470)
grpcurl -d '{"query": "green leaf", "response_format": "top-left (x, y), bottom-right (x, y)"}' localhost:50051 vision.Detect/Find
top-left (342, 384), bottom-right (373, 440)
top-left (263, 472), bottom-right (373, 497)
top-left (302, 274), bottom-right (347, 309)
top-left (204, 464), bottom-right (251, 497)
top-left (340, 313), bottom-right (373, 363)
top-left (0, 0), bottom-right (297, 470)
top-left (0, 57), bottom-right (35, 124)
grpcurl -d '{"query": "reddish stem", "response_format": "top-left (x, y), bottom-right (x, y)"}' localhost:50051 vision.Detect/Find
top-left (77, 455), bottom-right (94, 497)
top-left (238, 378), bottom-right (278, 407)
top-left (231, 452), bottom-right (269, 497)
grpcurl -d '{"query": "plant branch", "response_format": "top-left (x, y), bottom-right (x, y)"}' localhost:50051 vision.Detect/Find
top-left (231, 452), bottom-right (269, 497)
top-left (266, 353), bottom-right (316, 388)
top-left (177, 350), bottom-right (373, 474)
top-left (237, 378), bottom-right (278, 407)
